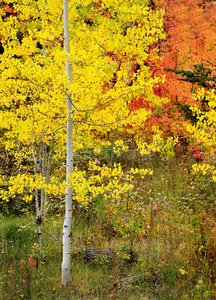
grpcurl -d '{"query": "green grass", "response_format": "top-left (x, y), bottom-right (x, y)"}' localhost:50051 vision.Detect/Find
top-left (0, 155), bottom-right (216, 299)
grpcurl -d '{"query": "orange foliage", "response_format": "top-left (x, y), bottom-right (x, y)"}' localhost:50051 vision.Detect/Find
top-left (129, 0), bottom-right (216, 141)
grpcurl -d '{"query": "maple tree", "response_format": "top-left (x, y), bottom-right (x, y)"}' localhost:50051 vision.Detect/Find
top-left (150, 0), bottom-right (216, 184)
top-left (127, 0), bottom-right (216, 143)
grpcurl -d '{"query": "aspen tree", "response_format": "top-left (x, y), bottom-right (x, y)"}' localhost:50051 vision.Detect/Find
top-left (62, 0), bottom-right (73, 286)
top-left (32, 149), bottom-right (43, 261)
top-left (0, 0), bottom-right (166, 285)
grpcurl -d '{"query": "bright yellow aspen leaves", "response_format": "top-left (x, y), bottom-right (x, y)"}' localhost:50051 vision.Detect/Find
top-left (186, 88), bottom-right (216, 182)
top-left (0, 0), bottom-right (166, 205)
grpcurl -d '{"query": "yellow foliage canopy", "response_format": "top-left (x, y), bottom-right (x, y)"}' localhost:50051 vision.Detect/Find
top-left (0, 0), bottom-right (166, 203)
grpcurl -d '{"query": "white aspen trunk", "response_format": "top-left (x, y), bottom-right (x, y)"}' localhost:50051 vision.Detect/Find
top-left (41, 141), bottom-right (46, 214)
top-left (41, 0), bottom-right (47, 214)
top-left (44, 136), bottom-right (54, 215)
top-left (62, 0), bottom-right (73, 286)
top-left (35, 189), bottom-right (43, 261)
top-left (32, 145), bottom-right (43, 261)
top-left (42, 0), bottom-right (46, 58)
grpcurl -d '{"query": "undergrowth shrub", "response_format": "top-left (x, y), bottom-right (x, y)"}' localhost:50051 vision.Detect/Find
top-left (0, 154), bottom-right (216, 299)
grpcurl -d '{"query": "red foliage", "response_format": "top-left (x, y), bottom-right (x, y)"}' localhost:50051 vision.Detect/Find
top-left (128, 0), bottom-right (216, 141)
top-left (29, 256), bottom-right (36, 267)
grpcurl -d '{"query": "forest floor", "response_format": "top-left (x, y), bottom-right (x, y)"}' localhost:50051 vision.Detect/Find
top-left (0, 154), bottom-right (216, 299)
